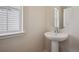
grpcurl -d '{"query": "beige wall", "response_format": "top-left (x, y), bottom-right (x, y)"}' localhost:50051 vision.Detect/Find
top-left (45, 7), bottom-right (54, 32)
top-left (0, 6), bottom-right (46, 52)
top-left (0, 6), bottom-right (59, 52)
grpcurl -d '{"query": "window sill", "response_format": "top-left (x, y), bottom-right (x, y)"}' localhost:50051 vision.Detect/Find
top-left (0, 31), bottom-right (24, 39)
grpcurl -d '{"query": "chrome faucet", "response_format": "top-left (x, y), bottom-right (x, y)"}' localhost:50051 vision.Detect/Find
top-left (54, 27), bottom-right (60, 33)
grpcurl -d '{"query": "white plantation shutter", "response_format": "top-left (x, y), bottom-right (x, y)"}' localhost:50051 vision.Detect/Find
top-left (8, 8), bottom-right (20, 31)
top-left (0, 6), bottom-right (23, 36)
top-left (0, 8), bottom-right (7, 33)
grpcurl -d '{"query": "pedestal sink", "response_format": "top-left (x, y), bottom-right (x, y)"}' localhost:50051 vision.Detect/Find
top-left (44, 32), bottom-right (68, 52)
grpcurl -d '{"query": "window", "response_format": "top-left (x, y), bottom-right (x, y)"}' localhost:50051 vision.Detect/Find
top-left (0, 6), bottom-right (23, 37)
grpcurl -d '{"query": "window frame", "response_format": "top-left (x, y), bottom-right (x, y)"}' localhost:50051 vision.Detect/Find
top-left (0, 6), bottom-right (24, 39)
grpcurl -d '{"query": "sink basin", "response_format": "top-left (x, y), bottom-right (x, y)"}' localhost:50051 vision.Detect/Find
top-left (44, 32), bottom-right (68, 41)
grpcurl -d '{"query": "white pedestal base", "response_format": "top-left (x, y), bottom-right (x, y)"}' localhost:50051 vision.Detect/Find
top-left (51, 41), bottom-right (59, 52)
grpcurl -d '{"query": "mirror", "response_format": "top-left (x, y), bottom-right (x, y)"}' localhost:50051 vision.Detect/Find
top-left (54, 6), bottom-right (71, 29)
top-left (54, 6), bottom-right (63, 29)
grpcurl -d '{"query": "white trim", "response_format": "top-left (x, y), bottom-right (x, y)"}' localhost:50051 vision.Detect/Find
top-left (0, 31), bottom-right (24, 39)
top-left (0, 31), bottom-right (24, 36)
top-left (21, 6), bottom-right (24, 32)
